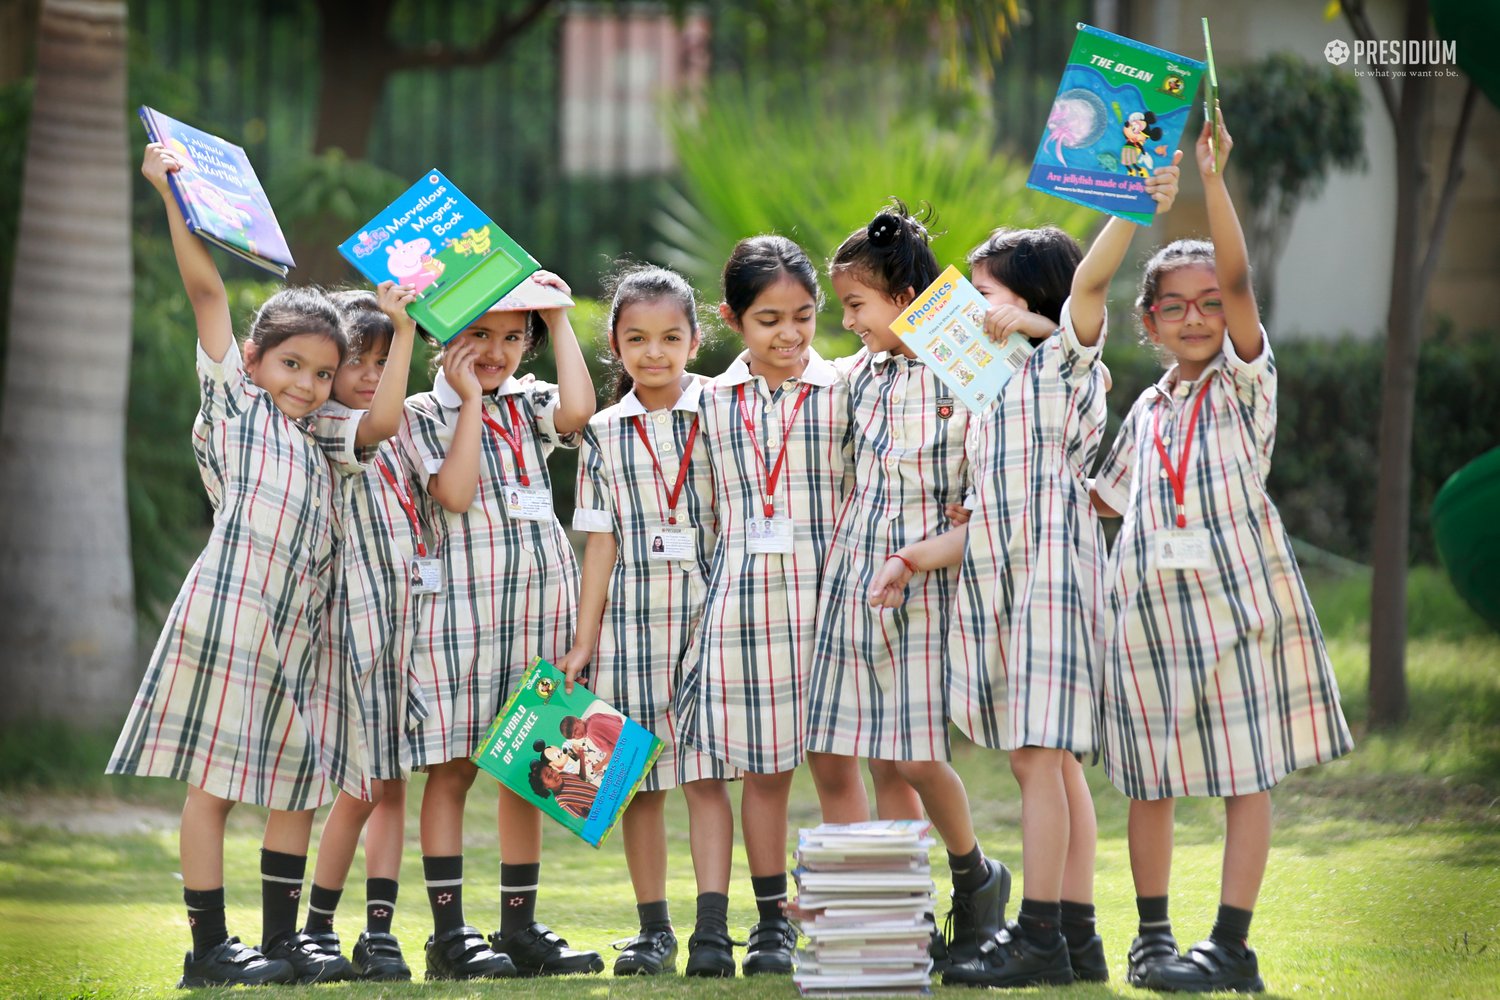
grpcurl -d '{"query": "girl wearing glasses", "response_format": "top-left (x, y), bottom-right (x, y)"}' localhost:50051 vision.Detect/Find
top-left (1090, 109), bottom-right (1352, 995)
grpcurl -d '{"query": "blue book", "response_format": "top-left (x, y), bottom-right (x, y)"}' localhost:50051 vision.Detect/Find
top-left (1027, 24), bottom-right (1206, 225)
top-left (338, 170), bottom-right (540, 343)
top-left (139, 107), bottom-right (296, 276)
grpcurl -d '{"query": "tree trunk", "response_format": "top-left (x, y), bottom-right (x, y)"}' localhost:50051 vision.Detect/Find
top-left (310, 0), bottom-right (396, 158)
top-left (0, 0), bottom-right (136, 724)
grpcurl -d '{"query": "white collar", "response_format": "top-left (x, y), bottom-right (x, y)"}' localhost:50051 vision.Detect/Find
top-left (717, 347), bottom-right (838, 388)
top-left (432, 367), bottom-right (524, 409)
top-left (1149, 354), bottom-right (1226, 401)
top-left (613, 374), bottom-right (704, 418)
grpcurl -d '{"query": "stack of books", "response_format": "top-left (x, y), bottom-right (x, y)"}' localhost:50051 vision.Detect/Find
top-left (790, 820), bottom-right (937, 997)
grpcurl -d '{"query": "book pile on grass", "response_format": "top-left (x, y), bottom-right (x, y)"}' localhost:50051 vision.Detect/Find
top-left (790, 820), bottom-right (937, 997)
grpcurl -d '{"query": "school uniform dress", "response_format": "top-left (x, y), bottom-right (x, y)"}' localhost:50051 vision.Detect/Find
top-left (108, 342), bottom-right (360, 810)
top-left (675, 351), bottom-right (851, 774)
top-left (572, 377), bottom-right (736, 790)
top-left (1093, 334), bottom-right (1352, 800)
top-left (313, 408), bottom-right (431, 796)
top-left (951, 301), bottom-right (1109, 754)
top-left (805, 350), bottom-right (970, 761)
top-left (398, 369), bottom-right (579, 769)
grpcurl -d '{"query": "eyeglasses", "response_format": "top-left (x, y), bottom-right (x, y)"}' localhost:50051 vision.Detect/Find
top-left (1149, 293), bottom-right (1224, 322)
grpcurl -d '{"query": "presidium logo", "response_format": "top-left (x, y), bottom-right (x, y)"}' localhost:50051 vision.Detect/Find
top-left (1325, 37), bottom-right (1459, 77)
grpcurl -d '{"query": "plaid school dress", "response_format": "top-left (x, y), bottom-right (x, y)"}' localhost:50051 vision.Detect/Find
top-left (951, 301), bottom-right (1110, 754)
top-left (572, 377), bottom-right (739, 790)
top-left (108, 341), bottom-right (360, 810)
top-left (805, 350), bottom-right (971, 761)
top-left (1093, 335), bottom-right (1352, 800)
top-left (313, 413), bottom-right (431, 796)
top-left (675, 350), bottom-right (851, 774)
top-left (397, 369), bottom-right (580, 769)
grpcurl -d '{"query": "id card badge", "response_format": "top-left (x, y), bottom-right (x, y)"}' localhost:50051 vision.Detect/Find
top-left (504, 485), bottom-right (553, 521)
top-left (409, 557), bottom-right (444, 595)
top-left (648, 524), bottom-right (696, 561)
top-left (1154, 529), bottom-right (1213, 571)
top-left (745, 516), bottom-right (795, 555)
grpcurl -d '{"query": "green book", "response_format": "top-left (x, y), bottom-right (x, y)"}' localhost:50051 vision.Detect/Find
top-left (471, 658), bottom-right (664, 848)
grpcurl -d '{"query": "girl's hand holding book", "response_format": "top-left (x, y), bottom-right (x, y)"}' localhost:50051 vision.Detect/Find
top-left (376, 280), bottom-right (418, 336)
top-left (1146, 150), bottom-right (1185, 212)
top-left (530, 270), bottom-right (573, 331)
top-left (983, 303), bottom-right (1056, 344)
top-left (557, 646), bottom-right (591, 694)
top-left (1196, 104), bottom-right (1233, 178)
top-left (141, 142), bottom-right (182, 197)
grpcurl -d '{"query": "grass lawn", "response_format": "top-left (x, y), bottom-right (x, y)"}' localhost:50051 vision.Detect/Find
top-left (2, 570), bottom-right (1497, 999)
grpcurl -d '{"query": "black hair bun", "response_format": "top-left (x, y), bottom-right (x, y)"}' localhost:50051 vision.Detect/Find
top-left (868, 212), bottom-right (902, 248)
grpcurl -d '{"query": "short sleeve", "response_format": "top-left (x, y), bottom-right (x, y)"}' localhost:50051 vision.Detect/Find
top-left (521, 376), bottom-right (581, 451)
top-left (196, 340), bottom-right (256, 424)
top-left (572, 422), bottom-right (616, 533)
top-left (1223, 329), bottom-right (1277, 473)
top-left (308, 401), bottom-right (367, 476)
top-left (1094, 395), bottom-right (1145, 515)
top-left (402, 395), bottom-right (455, 478)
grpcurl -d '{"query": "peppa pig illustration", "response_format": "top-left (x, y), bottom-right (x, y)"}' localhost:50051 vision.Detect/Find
top-left (386, 237), bottom-right (444, 294)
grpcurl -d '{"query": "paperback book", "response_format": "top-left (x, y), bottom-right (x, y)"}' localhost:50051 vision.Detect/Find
top-left (138, 106), bottom-right (295, 277)
top-left (472, 658), bottom-right (663, 847)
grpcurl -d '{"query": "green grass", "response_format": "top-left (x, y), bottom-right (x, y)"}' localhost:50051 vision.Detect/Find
top-left (2, 569), bottom-right (1498, 998)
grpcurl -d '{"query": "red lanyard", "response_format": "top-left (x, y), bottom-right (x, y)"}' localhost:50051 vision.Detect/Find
top-left (375, 458), bottom-right (427, 557)
top-left (480, 396), bottom-right (530, 487)
top-left (632, 415), bottom-right (699, 525)
top-left (1152, 375), bottom-right (1215, 528)
top-left (736, 382), bottom-right (813, 517)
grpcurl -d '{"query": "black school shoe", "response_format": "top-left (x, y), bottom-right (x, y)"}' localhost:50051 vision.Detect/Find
top-left (351, 930), bottom-right (411, 981)
top-left (261, 930), bottom-right (353, 983)
top-left (741, 916), bottom-right (797, 976)
top-left (424, 925), bottom-right (516, 980)
top-left (489, 922), bottom-right (605, 976)
top-left (684, 927), bottom-right (737, 977)
top-left (612, 927), bottom-right (678, 975)
top-left (944, 858), bottom-right (1012, 965)
top-left (1128, 930), bottom-right (1182, 988)
top-left (1146, 939), bottom-right (1265, 993)
top-left (1068, 932), bottom-right (1110, 982)
top-left (177, 936), bottom-right (294, 988)
top-left (943, 922), bottom-right (1074, 989)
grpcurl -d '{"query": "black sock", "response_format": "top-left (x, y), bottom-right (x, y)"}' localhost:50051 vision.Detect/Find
top-left (424, 855), bottom-right (466, 936)
top-left (750, 872), bottom-right (787, 923)
top-left (637, 899), bottom-right (672, 933)
top-left (1060, 900), bottom-right (1097, 948)
top-left (499, 862), bottom-right (540, 937)
top-left (695, 891), bottom-right (730, 936)
top-left (1210, 904), bottom-right (1253, 952)
top-left (1137, 895), bottom-right (1172, 938)
top-left (948, 843), bottom-right (988, 894)
top-left (260, 849), bottom-right (306, 949)
top-left (1017, 898), bottom-right (1063, 947)
top-left (303, 883), bottom-right (341, 934)
top-left (185, 886), bottom-right (229, 957)
top-left (367, 878), bottom-right (399, 935)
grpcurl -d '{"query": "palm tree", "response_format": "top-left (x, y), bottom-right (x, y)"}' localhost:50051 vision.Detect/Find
top-left (0, 0), bottom-right (135, 724)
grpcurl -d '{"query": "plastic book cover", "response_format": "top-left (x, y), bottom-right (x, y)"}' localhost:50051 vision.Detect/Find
top-left (471, 657), bottom-right (663, 848)
top-left (1027, 23), bottom-right (1206, 225)
top-left (889, 266), bottom-right (1035, 412)
top-left (138, 106), bottom-right (295, 276)
top-left (338, 170), bottom-right (541, 343)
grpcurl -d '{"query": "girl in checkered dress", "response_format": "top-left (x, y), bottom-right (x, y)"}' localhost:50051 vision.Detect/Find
top-left (674, 235), bottom-right (851, 976)
top-left (1090, 113), bottom-right (1351, 995)
top-left (296, 287), bottom-right (427, 982)
top-left (395, 274), bottom-right (603, 981)
top-left (803, 203), bottom-right (1011, 972)
top-left (871, 162), bottom-right (1184, 988)
top-left (559, 265), bottom-right (740, 977)
top-left (108, 143), bottom-right (404, 988)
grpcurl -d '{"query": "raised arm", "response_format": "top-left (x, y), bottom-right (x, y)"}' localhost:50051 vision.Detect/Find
top-left (531, 271), bottom-right (596, 436)
top-left (355, 281), bottom-right (419, 446)
top-left (1198, 108), bottom-right (1262, 360)
top-left (143, 142), bottom-right (233, 362)
top-left (427, 341), bottom-right (484, 513)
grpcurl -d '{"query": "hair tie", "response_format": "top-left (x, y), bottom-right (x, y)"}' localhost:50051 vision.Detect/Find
top-left (868, 212), bottom-right (901, 248)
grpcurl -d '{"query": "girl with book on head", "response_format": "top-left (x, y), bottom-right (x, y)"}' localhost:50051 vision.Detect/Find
top-left (868, 157), bottom-right (1183, 988)
top-left (291, 288), bottom-right (426, 982)
top-left (673, 236), bottom-right (852, 978)
top-left (396, 275), bottom-right (600, 981)
top-left (801, 200), bottom-right (1012, 976)
top-left (558, 264), bottom-right (741, 977)
top-left (108, 143), bottom-right (411, 988)
top-left (1090, 110), bottom-right (1351, 995)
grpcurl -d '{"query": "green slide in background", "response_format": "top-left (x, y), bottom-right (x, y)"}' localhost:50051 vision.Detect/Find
top-left (1432, 446), bottom-right (1500, 633)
